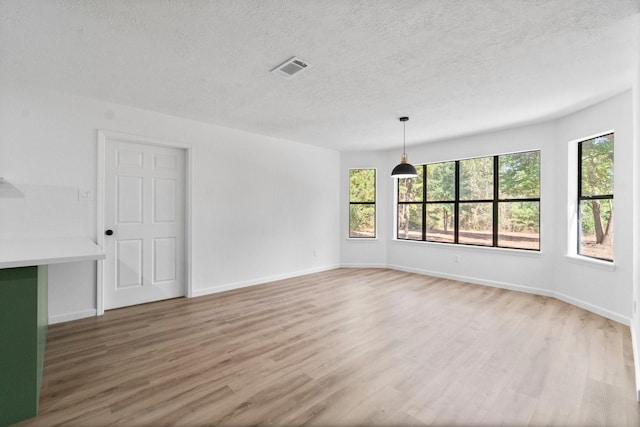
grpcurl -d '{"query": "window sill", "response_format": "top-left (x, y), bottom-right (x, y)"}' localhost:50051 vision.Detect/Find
top-left (565, 254), bottom-right (616, 271)
top-left (391, 239), bottom-right (543, 258)
top-left (345, 237), bottom-right (379, 243)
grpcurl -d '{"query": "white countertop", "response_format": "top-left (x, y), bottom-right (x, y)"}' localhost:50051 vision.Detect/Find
top-left (0, 237), bottom-right (105, 269)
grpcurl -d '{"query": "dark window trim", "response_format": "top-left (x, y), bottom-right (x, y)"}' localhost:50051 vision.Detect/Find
top-left (396, 150), bottom-right (541, 251)
top-left (349, 168), bottom-right (376, 239)
top-left (577, 134), bottom-right (614, 261)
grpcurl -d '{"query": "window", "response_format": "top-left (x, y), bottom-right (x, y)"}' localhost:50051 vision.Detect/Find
top-left (498, 151), bottom-right (541, 250)
top-left (397, 166), bottom-right (423, 240)
top-left (349, 169), bottom-right (376, 238)
top-left (426, 162), bottom-right (454, 243)
top-left (397, 150), bottom-right (540, 250)
top-left (578, 134), bottom-right (614, 261)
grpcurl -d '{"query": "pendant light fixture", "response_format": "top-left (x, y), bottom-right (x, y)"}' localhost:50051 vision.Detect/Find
top-left (391, 116), bottom-right (418, 178)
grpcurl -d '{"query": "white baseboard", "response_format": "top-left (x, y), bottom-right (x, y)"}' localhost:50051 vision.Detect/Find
top-left (631, 323), bottom-right (640, 401)
top-left (50, 263), bottom-right (631, 343)
top-left (48, 265), bottom-right (341, 323)
top-left (381, 263), bottom-right (631, 326)
top-left (191, 264), bottom-right (341, 298)
top-left (340, 262), bottom-right (388, 269)
top-left (554, 291), bottom-right (630, 326)
top-left (383, 262), bottom-right (635, 399)
top-left (49, 309), bottom-right (97, 325)
top-left (386, 263), bottom-right (554, 297)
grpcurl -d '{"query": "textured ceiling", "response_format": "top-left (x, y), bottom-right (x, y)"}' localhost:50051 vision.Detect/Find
top-left (1, 0), bottom-right (638, 151)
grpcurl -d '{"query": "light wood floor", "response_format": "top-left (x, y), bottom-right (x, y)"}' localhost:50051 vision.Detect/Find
top-left (17, 268), bottom-right (640, 426)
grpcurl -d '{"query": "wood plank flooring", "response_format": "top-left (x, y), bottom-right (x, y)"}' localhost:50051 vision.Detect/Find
top-left (16, 268), bottom-right (640, 426)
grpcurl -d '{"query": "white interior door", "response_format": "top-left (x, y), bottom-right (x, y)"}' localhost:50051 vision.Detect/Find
top-left (103, 139), bottom-right (185, 310)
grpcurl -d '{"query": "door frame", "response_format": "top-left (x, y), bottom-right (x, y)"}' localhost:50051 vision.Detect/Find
top-left (96, 130), bottom-right (193, 315)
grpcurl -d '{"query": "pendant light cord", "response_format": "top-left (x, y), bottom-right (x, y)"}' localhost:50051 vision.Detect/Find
top-left (403, 121), bottom-right (406, 156)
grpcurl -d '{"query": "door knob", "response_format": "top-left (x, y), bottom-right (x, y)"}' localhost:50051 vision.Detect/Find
top-left (105, 229), bottom-right (114, 236)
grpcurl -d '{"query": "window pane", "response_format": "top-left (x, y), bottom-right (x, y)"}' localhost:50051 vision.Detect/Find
top-left (581, 135), bottom-right (614, 197)
top-left (426, 162), bottom-right (455, 201)
top-left (498, 202), bottom-right (539, 250)
top-left (426, 203), bottom-right (454, 243)
top-left (579, 199), bottom-right (613, 261)
top-left (460, 157), bottom-right (493, 200)
top-left (499, 151), bottom-right (540, 199)
top-left (397, 204), bottom-right (423, 240)
top-left (459, 202), bottom-right (492, 246)
top-left (398, 167), bottom-right (423, 202)
top-left (349, 169), bottom-right (375, 202)
top-left (349, 204), bottom-right (375, 238)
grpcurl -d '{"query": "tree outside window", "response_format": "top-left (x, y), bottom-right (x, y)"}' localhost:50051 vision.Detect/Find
top-left (578, 134), bottom-right (614, 261)
top-left (397, 166), bottom-right (423, 240)
top-left (426, 162), bottom-right (455, 243)
top-left (349, 169), bottom-right (376, 238)
top-left (397, 150), bottom-right (540, 251)
top-left (498, 151), bottom-right (540, 250)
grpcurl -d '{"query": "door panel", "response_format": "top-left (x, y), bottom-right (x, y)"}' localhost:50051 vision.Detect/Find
top-left (154, 153), bottom-right (177, 170)
top-left (153, 237), bottom-right (176, 283)
top-left (117, 149), bottom-right (144, 168)
top-left (117, 176), bottom-right (143, 223)
top-left (116, 239), bottom-right (143, 288)
top-left (104, 139), bottom-right (185, 310)
top-left (153, 178), bottom-right (176, 222)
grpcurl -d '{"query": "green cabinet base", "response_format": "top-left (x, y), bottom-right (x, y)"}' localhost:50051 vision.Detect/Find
top-left (0, 265), bottom-right (48, 427)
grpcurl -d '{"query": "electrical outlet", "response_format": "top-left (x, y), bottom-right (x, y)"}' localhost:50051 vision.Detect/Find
top-left (314, 249), bottom-right (318, 257)
top-left (78, 188), bottom-right (94, 201)
top-left (453, 255), bottom-right (460, 263)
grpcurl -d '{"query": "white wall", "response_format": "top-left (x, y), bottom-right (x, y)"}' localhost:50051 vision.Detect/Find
top-left (341, 91), bottom-right (634, 326)
top-left (0, 81), bottom-right (341, 323)
top-left (0, 77), bottom-right (634, 348)
top-left (632, 43), bottom-right (640, 399)
top-left (340, 121), bottom-right (558, 295)
top-left (554, 91), bottom-right (633, 323)
top-left (340, 151), bottom-right (389, 267)
top-left (388, 122), bottom-right (557, 297)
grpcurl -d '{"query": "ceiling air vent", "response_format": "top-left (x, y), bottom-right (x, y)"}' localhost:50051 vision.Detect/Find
top-left (270, 56), bottom-right (310, 78)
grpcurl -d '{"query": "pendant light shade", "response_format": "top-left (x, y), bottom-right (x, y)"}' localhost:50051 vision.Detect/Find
top-left (391, 117), bottom-right (418, 178)
top-left (391, 157), bottom-right (418, 178)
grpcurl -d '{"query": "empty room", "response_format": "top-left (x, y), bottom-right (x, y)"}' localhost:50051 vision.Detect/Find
top-left (1, 0), bottom-right (640, 426)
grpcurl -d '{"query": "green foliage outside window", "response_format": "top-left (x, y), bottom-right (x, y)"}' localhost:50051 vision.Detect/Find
top-left (460, 157), bottom-right (493, 200)
top-left (578, 134), bottom-right (614, 261)
top-left (349, 169), bottom-right (376, 238)
top-left (397, 167), bottom-right (423, 239)
top-left (459, 202), bottom-right (493, 246)
top-left (499, 151), bottom-right (540, 199)
top-left (397, 204), bottom-right (423, 240)
top-left (426, 162), bottom-right (454, 201)
top-left (426, 203), bottom-right (454, 243)
top-left (498, 151), bottom-right (540, 248)
top-left (398, 167), bottom-right (424, 202)
top-left (397, 150), bottom-right (540, 250)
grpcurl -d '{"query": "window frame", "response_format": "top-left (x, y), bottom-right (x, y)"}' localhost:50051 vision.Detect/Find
top-left (348, 168), bottom-right (377, 239)
top-left (396, 150), bottom-right (541, 251)
top-left (577, 133), bottom-right (614, 262)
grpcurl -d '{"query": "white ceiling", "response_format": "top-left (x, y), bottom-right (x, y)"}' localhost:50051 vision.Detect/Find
top-left (1, 0), bottom-right (638, 151)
